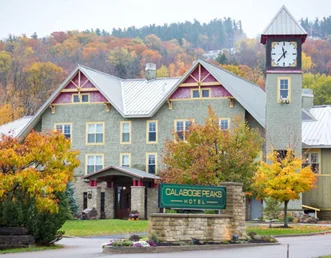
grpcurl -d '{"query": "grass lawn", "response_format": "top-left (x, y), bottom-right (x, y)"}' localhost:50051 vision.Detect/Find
top-left (61, 219), bottom-right (149, 237)
top-left (246, 225), bottom-right (331, 236)
top-left (0, 245), bottom-right (62, 254)
top-left (62, 219), bottom-right (331, 237)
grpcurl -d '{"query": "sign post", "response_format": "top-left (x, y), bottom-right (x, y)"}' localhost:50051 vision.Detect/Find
top-left (158, 183), bottom-right (226, 210)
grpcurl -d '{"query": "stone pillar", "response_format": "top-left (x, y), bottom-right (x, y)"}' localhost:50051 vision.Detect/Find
top-left (220, 182), bottom-right (246, 238)
top-left (131, 186), bottom-right (145, 219)
top-left (104, 188), bottom-right (115, 219)
top-left (87, 186), bottom-right (101, 217)
top-left (147, 188), bottom-right (159, 218)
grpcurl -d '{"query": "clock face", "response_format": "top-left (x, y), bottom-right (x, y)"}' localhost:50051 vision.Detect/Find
top-left (271, 41), bottom-right (297, 67)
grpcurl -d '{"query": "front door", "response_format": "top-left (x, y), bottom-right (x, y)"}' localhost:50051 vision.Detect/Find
top-left (115, 186), bottom-right (131, 219)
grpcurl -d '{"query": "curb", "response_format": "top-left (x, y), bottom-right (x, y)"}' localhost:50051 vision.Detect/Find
top-left (274, 230), bottom-right (331, 238)
top-left (103, 242), bottom-right (280, 254)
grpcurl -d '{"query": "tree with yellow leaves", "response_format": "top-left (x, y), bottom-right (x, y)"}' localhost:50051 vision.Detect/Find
top-left (161, 106), bottom-right (263, 191)
top-left (252, 149), bottom-right (316, 227)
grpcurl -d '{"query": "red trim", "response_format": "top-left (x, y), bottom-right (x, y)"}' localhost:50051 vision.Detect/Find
top-left (89, 180), bottom-right (97, 187)
top-left (133, 180), bottom-right (137, 186)
top-left (261, 34), bottom-right (307, 44)
top-left (138, 180), bottom-right (143, 186)
top-left (106, 182), bottom-right (112, 188)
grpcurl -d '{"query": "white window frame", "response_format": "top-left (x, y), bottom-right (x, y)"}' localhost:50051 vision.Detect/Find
top-left (219, 118), bottom-right (230, 130)
top-left (174, 119), bottom-right (192, 141)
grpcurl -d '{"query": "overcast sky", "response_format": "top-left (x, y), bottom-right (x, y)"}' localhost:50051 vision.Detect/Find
top-left (0, 0), bottom-right (330, 40)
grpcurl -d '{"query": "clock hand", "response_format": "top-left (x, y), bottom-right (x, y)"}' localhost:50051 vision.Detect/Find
top-left (277, 50), bottom-right (288, 62)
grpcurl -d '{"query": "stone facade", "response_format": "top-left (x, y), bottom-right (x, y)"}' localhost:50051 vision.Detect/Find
top-left (149, 182), bottom-right (246, 242)
top-left (104, 188), bottom-right (115, 218)
top-left (0, 227), bottom-right (35, 249)
top-left (87, 187), bottom-right (101, 217)
top-left (147, 188), bottom-right (159, 218)
top-left (131, 186), bottom-right (146, 219)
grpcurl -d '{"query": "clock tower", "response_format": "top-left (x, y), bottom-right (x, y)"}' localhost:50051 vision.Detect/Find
top-left (261, 6), bottom-right (307, 208)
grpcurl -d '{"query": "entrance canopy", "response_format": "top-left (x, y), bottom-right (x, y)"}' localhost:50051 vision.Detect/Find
top-left (82, 165), bottom-right (160, 182)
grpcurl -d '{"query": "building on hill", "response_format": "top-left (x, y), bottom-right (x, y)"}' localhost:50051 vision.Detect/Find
top-left (1, 5), bottom-right (330, 220)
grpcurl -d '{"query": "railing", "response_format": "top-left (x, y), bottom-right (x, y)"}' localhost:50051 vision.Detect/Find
top-left (302, 204), bottom-right (320, 218)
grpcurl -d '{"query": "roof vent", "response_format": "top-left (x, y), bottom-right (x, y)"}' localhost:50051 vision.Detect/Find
top-left (145, 63), bottom-right (156, 80)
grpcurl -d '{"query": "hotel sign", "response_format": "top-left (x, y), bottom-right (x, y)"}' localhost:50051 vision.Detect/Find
top-left (158, 183), bottom-right (226, 210)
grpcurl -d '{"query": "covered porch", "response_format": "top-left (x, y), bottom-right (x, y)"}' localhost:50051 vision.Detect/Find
top-left (82, 165), bottom-right (160, 219)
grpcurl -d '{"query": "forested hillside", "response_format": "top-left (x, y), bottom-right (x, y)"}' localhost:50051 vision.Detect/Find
top-left (0, 16), bottom-right (331, 125)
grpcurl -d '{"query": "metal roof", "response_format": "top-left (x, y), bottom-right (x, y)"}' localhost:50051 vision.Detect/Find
top-left (0, 116), bottom-right (33, 137)
top-left (82, 165), bottom-right (160, 180)
top-left (197, 59), bottom-right (266, 128)
top-left (122, 78), bottom-right (179, 116)
top-left (262, 5), bottom-right (307, 36)
top-left (18, 58), bottom-right (267, 138)
top-left (302, 106), bottom-right (331, 148)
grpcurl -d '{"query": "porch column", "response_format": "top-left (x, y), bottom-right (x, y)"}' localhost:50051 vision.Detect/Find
top-left (131, 186), bottom-right (146, 219)
top-left (87, 186), bottom-right (101, 218)
top-left (104, 187), bottom-right (115, 219)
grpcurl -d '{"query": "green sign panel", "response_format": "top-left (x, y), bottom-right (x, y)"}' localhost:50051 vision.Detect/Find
top-left (158, 183), bottom-right (226, 210)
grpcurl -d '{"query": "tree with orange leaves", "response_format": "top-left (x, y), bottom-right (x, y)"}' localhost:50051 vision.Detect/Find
top-left (0, 130), bottom-right (80, 213)
top-left (252, 149), bottom-right (316, 227)
top-left (161, 106), bottom-right (263, 191)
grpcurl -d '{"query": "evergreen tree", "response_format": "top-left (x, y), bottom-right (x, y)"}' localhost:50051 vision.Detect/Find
top-left (65, 182), bottom-right (79, 218)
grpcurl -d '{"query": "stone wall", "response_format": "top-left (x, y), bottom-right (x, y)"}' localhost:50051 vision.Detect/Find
top-left (87, 187), bottom-right (101, 217)
top-left (0, 227), bottom-right (35, 249)
top-left (149, 182), bottom-right (246, 242)
top-left (147, 188), bottom-right (159, 218)
top-left (149, 214), bottom-right (233, 242)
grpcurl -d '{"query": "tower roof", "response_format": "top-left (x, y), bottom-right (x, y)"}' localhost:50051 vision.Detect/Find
top-left (261, 5), bottom-right (307, 44)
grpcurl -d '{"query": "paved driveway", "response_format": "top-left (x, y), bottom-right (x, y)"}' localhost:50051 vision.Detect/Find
top-left (2, 233), bottom-right (331, 258)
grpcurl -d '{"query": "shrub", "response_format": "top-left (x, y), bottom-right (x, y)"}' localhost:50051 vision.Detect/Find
top-left (112, 240), bottom-right (133, 247)
top-left (148, 232), bottom-right (160, 244)
top-left (263, 198), bottom-right (282, 220)
top-left (204, 210), bottom-right (218, 214)
top-left (165, 209), bottom-right (177, 214)
top-left (129, 234), bottom-right (141, 241)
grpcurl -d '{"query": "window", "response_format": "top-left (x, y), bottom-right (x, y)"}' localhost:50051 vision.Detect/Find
top-left (86, 122), bottom-right (104, 145)
top-left (146, 153), bottom-right (157, 174)
top-left (303, 152), bottom-right (320, 174)
top-left (86, 154), bottom-right (103, 174)
top-left (219, 119), bottom-right (230, 130)
top-left (55, 123), bottom-right (72, 139)
top-left (147, 121), bottom-right (158, 143)
top-left (277, 77), bottom-right (291, 103)
top-left (192, 89), bottom-right (200, 98)
top-left (175, 120), bottom-right (192, 141)
top-left (202, 89), bottom-right (210, 98)
top-left (120, 153), bottom-right (131, 168)
top-left (120, 121), bottom-right (131, 144)
top-left (73, 94), bottom-right (89, 103)
top-left (191, 88), bottom-right (211, 99)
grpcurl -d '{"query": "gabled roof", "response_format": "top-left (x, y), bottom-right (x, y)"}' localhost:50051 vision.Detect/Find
top-left (261, 5), bottom-right (307, 43)
top-left (302, 106), bottom-right (331, 148)
top-left (82, 165), bottom-right (160, 180)
top-left (0, 116), bottom-right (33, 137)
top-left (197, 59), bottom-right (266, 127)
top-left (17, 58), bottom-right (266, 139)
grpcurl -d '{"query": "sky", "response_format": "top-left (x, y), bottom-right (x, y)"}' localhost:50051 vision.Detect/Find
top-left (0, 0), bottom-right (330, 40)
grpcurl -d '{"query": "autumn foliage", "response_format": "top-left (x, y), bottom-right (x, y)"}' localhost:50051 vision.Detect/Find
top-left (252, 149), bottom-right (317, 227)
top-left (161, 106), bottom-right (263, 191)
top-left (0, 130), bottom-right (80, 213)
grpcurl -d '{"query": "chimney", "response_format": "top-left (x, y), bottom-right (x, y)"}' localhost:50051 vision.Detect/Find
top-left (145, 63), bottom-right (156, 80)
top-left (302, 89), bottom-right (314, 109)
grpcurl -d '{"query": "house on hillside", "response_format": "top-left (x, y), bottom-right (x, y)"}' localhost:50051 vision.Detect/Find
top-left (1, 6), bottom-right (330, 220)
